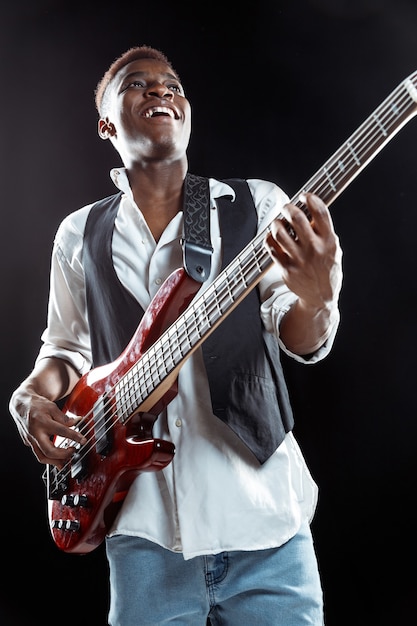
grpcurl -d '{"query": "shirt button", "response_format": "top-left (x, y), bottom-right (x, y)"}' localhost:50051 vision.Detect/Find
top-left (155, 278), bottom-right (162, 285)
top-left (175, 418), bottom-right (182, 427)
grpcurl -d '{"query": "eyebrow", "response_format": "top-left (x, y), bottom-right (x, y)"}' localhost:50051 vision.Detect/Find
top-left (120, 70), bottom-right (180, 84)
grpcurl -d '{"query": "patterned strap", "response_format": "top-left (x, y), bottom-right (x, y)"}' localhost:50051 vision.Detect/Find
top-left (182, 173), bottom-right (213, 283)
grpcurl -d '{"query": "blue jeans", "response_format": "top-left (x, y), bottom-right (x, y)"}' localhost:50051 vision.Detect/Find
top-left (106, 521), bottom-right (324, 625)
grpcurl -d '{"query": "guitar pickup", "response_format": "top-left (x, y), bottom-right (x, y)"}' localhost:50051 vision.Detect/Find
top-left (92, 394), bottom-right (113, 456)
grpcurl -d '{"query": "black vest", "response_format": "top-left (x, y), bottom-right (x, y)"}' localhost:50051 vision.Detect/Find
top-left (82, 179), bottom-right (294, 463)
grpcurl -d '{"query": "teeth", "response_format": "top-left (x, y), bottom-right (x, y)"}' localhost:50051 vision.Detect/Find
top-left (144, 106), bottom-right (175, 118)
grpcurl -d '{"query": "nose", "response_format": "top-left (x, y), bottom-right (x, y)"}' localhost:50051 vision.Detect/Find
top-left (145, 82), bottom-right (174, 99)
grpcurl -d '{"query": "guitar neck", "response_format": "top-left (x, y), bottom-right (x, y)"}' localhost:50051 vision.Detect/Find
top-left (291, 72), bottom-right (417, 208)
top-left (117, 71), bottom-right (417, 419)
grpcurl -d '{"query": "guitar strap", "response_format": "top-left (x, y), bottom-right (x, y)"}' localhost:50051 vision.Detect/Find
top-left (181, 173), bottom-right (213, 283)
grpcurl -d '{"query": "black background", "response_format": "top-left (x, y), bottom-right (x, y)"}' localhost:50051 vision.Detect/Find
top-left (1, 1), bottom-right (417, 624)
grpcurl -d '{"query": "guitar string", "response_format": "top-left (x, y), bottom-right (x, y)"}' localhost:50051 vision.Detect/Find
top-left (52, 74), bottom-right (417, 489)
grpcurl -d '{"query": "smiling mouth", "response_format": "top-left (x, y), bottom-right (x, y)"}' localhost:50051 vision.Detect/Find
top-left (143, 106), bottom-right (178, 119)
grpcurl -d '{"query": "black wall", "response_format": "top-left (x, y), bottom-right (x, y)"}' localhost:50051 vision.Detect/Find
top-left (1, 1), bottom-right (416, 624)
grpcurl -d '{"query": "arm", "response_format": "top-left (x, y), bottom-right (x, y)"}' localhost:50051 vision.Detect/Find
top-left (264, 192), bottom-right (343, 356)
top-left (9, 357), bottom-right (86, 468)
top-left (9, 209), bottom-right (94, 468)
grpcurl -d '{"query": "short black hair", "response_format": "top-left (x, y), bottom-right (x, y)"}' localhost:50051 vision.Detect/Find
top-left (95, 45), bottom-right (179, 116)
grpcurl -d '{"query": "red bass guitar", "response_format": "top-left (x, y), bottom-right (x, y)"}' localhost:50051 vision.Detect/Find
top-left (46, 71), bottom-right (417, 554)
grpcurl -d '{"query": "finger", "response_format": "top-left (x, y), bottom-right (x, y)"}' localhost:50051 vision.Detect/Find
top-left (26, 410), bottom-right (87, 466)
top-left (277, 195), bottom-right (330, 249)
top-left (27, 433), bottom-right (76, 468)
top-left (299, 193), bottom-right (335, 234)
top-left (48, 405), bottom-right (87, 446)
top-left (264, 231), bottom-right (292, 266)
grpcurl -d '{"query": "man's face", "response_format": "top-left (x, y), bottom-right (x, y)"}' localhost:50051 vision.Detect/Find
top-left (102, 57), bottom-right (191, 165)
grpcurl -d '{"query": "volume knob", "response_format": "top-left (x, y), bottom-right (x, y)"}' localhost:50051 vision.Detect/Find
top-left (61, 494), bottom-right (88, 507)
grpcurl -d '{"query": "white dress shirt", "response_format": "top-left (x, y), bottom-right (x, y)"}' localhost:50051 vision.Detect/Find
top-left (37, 171), bottom-right (340, 559)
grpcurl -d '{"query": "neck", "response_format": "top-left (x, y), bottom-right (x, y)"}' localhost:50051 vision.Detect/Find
top-left (126, 159), bottom-right (188, 241)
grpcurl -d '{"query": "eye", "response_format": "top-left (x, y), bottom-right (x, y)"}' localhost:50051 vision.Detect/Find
top-left (121, 80), bottom-right (145, 92)
top-left (167, 82), bottom-right (184, 95)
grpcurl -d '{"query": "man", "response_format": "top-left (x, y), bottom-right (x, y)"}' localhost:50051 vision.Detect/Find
top-left (9, 45), bottom-right (343, 625)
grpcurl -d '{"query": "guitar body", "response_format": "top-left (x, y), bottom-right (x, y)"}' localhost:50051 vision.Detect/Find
top-left (47, 267), bottom-right (201, 554)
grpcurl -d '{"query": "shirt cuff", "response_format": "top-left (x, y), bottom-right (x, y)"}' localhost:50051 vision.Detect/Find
top-left (35, 343), bottom-right (91, 375)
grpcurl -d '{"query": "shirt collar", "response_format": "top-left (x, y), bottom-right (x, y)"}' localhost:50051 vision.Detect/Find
top-left (109, 168), bottom-right (237, 203)
top-left (208, 177), bottom-right (237, 202)
top-left (110, 168), bottom-right (132, 199)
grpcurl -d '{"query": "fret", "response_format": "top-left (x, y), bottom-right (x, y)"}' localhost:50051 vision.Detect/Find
top-left (215, 286), bottom-right (231, 316)
top-left (197, 298), bottom-right (212, 336)
top-left (337, 159), bottom-right (346, 173)
top-left (346, 140), bottom-right (361, 167)
top-left (193, 302), bottom-right (211, 339)
top-left (167, 320), bottom-right (185, 363)
top-left (203, 294), bottom-right (220, 326)
top-left (249, 241), bottom-right (263, 275)
top-left (248, 243), bottom-right (268, 281)
top-left (390, 102), bottom-right (400, 116)
top-left (199, 288), bottom-right (216, 324)
top-left (214, 278), bottom-right (234, 311)
top-left (225, 270), bottom-right (235, 303)
top-left (231, 258), bottom-right (248, 298)
top-left (155, 346), bottom-right (168, 376)
top-left (180, 318), bottom-right (193, 354)
top-left (163, 333), bottom-right (176, 372)
top-left (116, 372), bottom-right (138, 423)
top-left (219, 276), bottom-right (235, 308)
top-left (137, 351), bottom-right (154, 398)
top-left (214, 291), bottom-right (223, 319)
top-left (222, 265), bottom-right (238, 297)
top-left (128, 377), bottom-right (142, 415)
top-left (182, 311), bottom-right (198, 349)
top-left (323, 165), bottom-right (337, 192)
top-left (121, 379), bottom-right (134, 417)
top-left (142, 358), bottom-right (158, 397)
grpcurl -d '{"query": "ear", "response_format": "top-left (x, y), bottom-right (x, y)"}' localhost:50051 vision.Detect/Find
top-left (98, 117), bottom-right (117, 140)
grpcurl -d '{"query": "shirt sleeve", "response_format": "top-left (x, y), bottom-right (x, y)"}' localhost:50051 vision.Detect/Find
top-left (246, 178), bottom-right (341, 364)
top-left (35, 209), bottom-right (93, 375)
